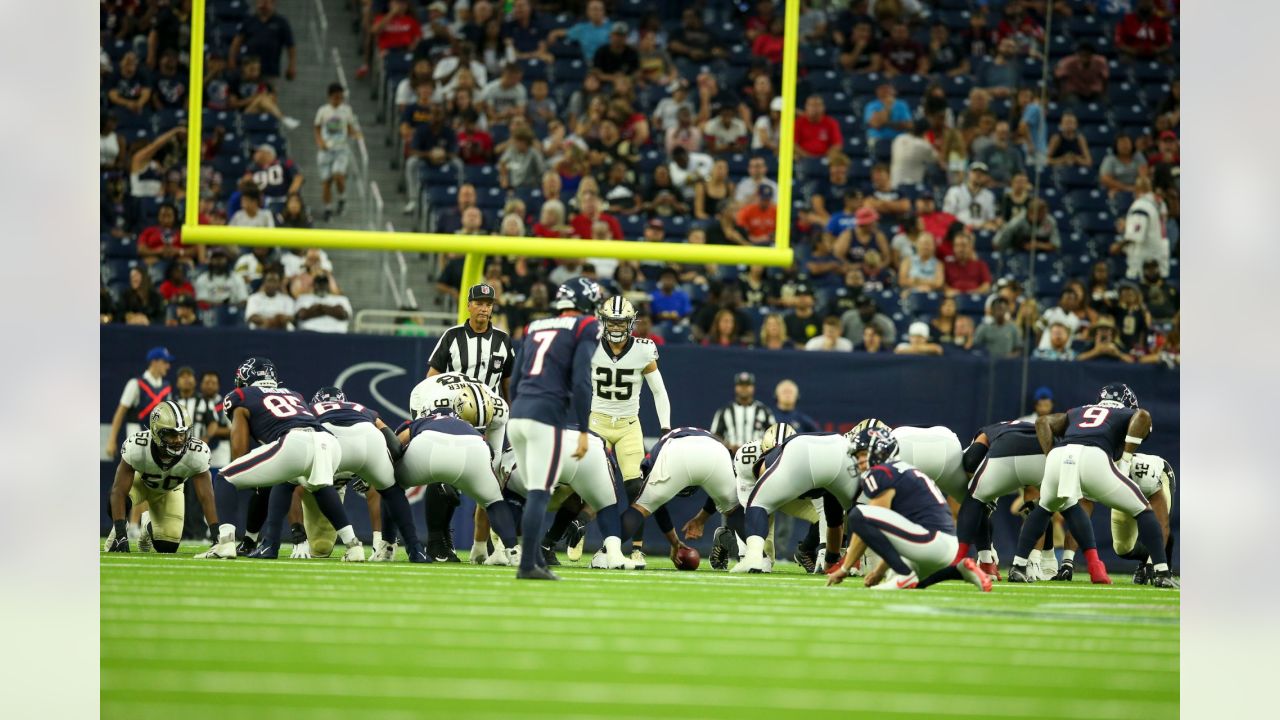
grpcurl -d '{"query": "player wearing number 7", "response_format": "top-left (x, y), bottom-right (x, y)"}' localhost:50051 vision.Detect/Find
top-left (590, 296), bottom-right (672, 568)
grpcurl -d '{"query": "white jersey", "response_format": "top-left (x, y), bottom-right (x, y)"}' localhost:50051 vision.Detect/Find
top-left (590, 337), bottom-right (659, 418)
top-left (314, 102), bottom-right (359, 150)
top-left (733, 440), bottom-right (767, 506)
top-left (408, 373), bottom-right (509, 463)
top-left (120, 431), bottom-right (211, 492)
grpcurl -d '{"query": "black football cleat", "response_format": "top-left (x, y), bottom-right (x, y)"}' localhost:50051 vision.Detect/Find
top-left (793, 547), bottom-right (817, 574)
top-left (246, 543), bottom-right (279, 559)
top-left (516, 566), bottom-right (561, 581)
top-left (541, 544), bottom-right (561, 566)
top-left (1007, 565), bottom-right (1034, 583)
top-left (428, 535), bottom-right (461, 563)
top-left (1133, 562), bottom-right (1153, 585)
top-left (1151, 570), bottom-right (1179, 589)
top-left (407, 544), bottom-right (432, 563)
top-left (236, 535), bottom-right (258, 556)
top-left (709, 527), bottom-right (736, 570)
top-left (1050, 561), bottom-right (1074, 581)
top-left (564, 520), bottom-right (587, 562)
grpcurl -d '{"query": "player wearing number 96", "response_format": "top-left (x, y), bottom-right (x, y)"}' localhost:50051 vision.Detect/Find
top-left (507, 277), bottom-right (605, 580)
top-left (220, 357), bottom-right (365, 561)
top-left (105, 400), bottom-right (236, 557)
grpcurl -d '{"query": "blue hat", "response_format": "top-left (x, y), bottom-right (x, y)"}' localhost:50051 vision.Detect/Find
top-left (146, 347), bottom-right (174, 363)
top-left (1033, 386), bottom-right (1053, 401)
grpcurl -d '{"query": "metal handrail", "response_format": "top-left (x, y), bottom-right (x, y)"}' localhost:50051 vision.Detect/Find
top-left (353, 308), bottom-right (456, 336)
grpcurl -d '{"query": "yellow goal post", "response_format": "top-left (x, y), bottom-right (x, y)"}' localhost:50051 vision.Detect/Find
top-left (182, 0), bottom-right (802, 323)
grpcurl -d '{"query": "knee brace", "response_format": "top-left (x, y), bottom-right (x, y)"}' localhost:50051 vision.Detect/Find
top-left (624, 478), bottom-right (645, 503)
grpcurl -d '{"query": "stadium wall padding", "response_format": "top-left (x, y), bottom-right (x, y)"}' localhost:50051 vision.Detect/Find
top-left (101, 326), bottom-right (1179, 566)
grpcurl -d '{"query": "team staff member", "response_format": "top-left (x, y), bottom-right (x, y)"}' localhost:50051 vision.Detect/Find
top-left (105, 346), bottom-right (174, 460)
top-left (710, 372), bottom-right (776, 454)
top-left (423, 283), bottom-right (514, 561)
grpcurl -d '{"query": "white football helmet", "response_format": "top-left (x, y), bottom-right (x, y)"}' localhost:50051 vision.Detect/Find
top-left (598, 295), bottom-right (637, 344)
top-left (844, 417), bottom-right (891, 444)
top-left (759, 423), bottom-right (795, 453)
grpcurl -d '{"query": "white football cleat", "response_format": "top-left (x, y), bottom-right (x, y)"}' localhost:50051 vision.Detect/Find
top-left (469, 541), bottom-right (488, 565)
top-left (137, 512), bottom-right (153, 552)
top-left (760, 557), bottom-right (774, 573)
top-left (589, 549), bottom-right (608, 569)
top-left (590, 548), bottom-right (634, 570)
top-left (103, 527), bottom-right (116, 552)
top-left (504, 546), bottom-right (521, 567)
top-left (485, 546), bottom-right (515, 566)
top-left (629, 550), bottom-right (646, 570)
top-left (370, 539), bottom-right (397, 562)
top-left (341, 542), bottom-right (366, 562)
top-left (730, 555), bottom-right (763, 573)
top-left (290, 541), bottom-right (312, 559)
top-left (1041, 553), bottom-right (1059, 578)
top-left (870, 572), bottom-right (919, 590)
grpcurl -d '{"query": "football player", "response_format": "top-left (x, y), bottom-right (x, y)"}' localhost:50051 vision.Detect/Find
top-left (394, 406), bottom-right (522, 566)
top-left (591, 296), bottom-right (672, 568)
top-left (1013, 383), bottom-right (1176, 588)
top-left (1116, 454), bottom-right (1176, 584)
top-left (849, 419), bottom-right (968, 503)
top-left (301, 387), bottom-right (427, 562)
top-left (507, 277), bottom-right (604, 580)
top-left (953, 419), bottom-right (1047, 579)
top-left (105, 400), bottom-right (236, 557)
top-left (827, 428), bottom-right (991, 592)
top-left (220, 357), bottom-right (365, 561)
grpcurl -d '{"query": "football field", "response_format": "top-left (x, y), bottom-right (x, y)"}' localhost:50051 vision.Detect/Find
top-left (101, 548), bottom-right (1178, 720)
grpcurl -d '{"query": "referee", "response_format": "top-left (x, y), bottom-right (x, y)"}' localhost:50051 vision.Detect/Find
top-left (710, 372), bottom-right (776, 453)
top-left (423, 282), bottom-right (514, 561)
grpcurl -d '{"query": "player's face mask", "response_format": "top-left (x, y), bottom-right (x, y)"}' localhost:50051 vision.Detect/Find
top-left (156, 427), bottom-right (189, 457)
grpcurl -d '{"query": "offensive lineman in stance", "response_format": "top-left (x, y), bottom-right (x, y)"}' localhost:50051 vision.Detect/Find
top-left (590, 296), bottom-right (672, 568)
top-left (507, 277), bottom-right (604, 580)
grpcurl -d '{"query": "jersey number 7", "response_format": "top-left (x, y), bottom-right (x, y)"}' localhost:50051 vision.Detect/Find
top-left (527, 330), bottom-right (557, 376)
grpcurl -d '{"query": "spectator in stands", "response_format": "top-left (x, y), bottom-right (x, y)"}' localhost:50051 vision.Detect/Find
top-left (944, 163), bottom-right (999, 229)
top-left (571, 191), bottom-right (622, 240)
top-left (835, 206), bottom-right (891, 266)
top-left (1114, 177), bottom-right (1170, 278)
top-left (805, 233), bottom-right (846, 298)
top-left (862, 249), bottom-right (897, 293)
top-left (531, 199), bottom-right (572, 238)
top-left (916, 195), bottom-right (956, 243)
top-left (497, 126), bottom-right (546, 191)
top-left (151, 49), bottom-right (187, 111)
top-left (294, 274), bottom-right (352, 334)
top-left (995, 198), bottom-right (1060, 253)
top-left (757, 314), bottom-right (793, 351)
top-left (667, 8), bottom-right (725, 64)
top-left (806, 315), bottom-right (854, 352)
top-left (836, 17), bottom-right (879, 73)
top-left (974, 121), bottom-right (1024, 186)
top-left (864, 83), bottom-right (912, 148)
top-left (372, 0), bottom-right (421, 58)
top-left (165, 294), bottom-right (201, 328)
top-left (653, 78), bottom-right (695, 134)
top-left (400, 81), bottom-right (435, 144)
top-left (1111, 281), bottom-right (1152, 354)
top-left (866, 164), bottom-right (912, 217)
top-left (1148, 130), bottom-right (1180, 196)
top-left (969, 297), bottom-right (1021, 357)
top-left (478, 16), bottom-right (514, 78)
top-left (138, 203), bottom-right (186, 268)
top-left (459, 207), bottom-right (486, 235)
top-left (100, 115), bottom-right (125, 172)
top-left (106, 50), bottom-right (151, 120)
top-left (977, 38), bottom-right (1020, 98)
top-left (1033, 322), bottom-right (1077, 361)
top-left (899, 234), bottom-right (945, 294)
top-left (1076, 316), bottom-right (1132, 363)
top-left (524, 79), bottom-right (557, 123)
top-left (928, 21), bottom-right (970, 78)
top-left (753, 96), bottom-right (782, 153)
top-left (1037, 288), bottom-right (1084, 349)
top-left (803, 154), bottom-right (855, 229)
top-left (394, 59), bottom-right (434, 116)
top-left (999, 172), bottom-right (1032, 222)
top-left (634, 311), bottom-right (665, 345)
top-left (102, 178), bottom-right (138, 239)
top-left (1140, 259), bottom-right (1179, 322)
top-left (194, 249), bottom-right (248, 309)
top-left (1115, 0), bottom-right (1173, 63)
top-left (705, 204), bottom-right (749, 247)
top-left (702, 309), bottom-right (747, 348)
top-left (695, 159), bottom-right (735, 221)
top-left (858, 325), bottom-right (888, 354)
top-left (157, 262), bottom-right (195, 303)
top-left (456, 108), bottom-right (494, 167)
top-left (784, 285), bottom-right (822, 345)
top-left (736, 185), bottom-right (778, 246)
top-left (651, 268), bottom-right (692, 325)
top-left (404, 107), bottom-right (459, 215)
top-left (593, 22), bottom-right (639, 85)
top-left (795, 95), bottom-right (843, 160)
top-left (434, 183), bottom-right (478, 234)
top-left (478, 62), bottom-right (528, 127)
top-left (827, 265), bottom-right (867, 317)
top-left (285, 248), bottom-right (337, 298)
top-left (879, 22), bottom-right (928, 77)
top-left (245, 144), bottom-right (302, 208)
top-left (245, 269), bottom-right (294, 331)
top-left (944, 231), bottom-right (992, 295)
top-left (1099, 134), bottom-right (1148, 197)
top-left (891, 120), bottom-right (939, 189)
top-left (120, 267), bottom-right (165, 326)
top-left (929, 296), bottom-right (960, 343)
top-left (1140, 311), bottom-right (1179, 367)
top-left (503, 0), bottom-right (552, 63)
top-left (894, 322), bottom-right (944, 356)
top-left (602, 162), bottom-right (641, 216)
top-left (668, 146), bottom-right (714, 202)
top-left (751, 14), bottom-right (785, 64)
top-left (641, 164), bottom-right (689, 219)
top-left (1055, 42), bottom-right (1108, 103)
top-left (548, 0), bottom-right (610, 63)
top-left (890, 214), bottom-right (933, 268)
top-left (229, 184), bottom-right (275, 229)
top-left (233, 246), bottom-right (275, 283)
top-left (841, 295), bottom-right (897, 347)
top-left (666, 106), bottom-right (704, 155)
top-left (736, 156), bottom-right (780, 206)
top-left (227, 55), bottom-right (299, 130)
top-left (230, 0), bottom-right (296, 80)
top-left (1047, 112), bottom-right (1092, 167)
top-left (994, 0), bottom-right (1043, 55)
top-left (704, 103), bottom-right (750, 156)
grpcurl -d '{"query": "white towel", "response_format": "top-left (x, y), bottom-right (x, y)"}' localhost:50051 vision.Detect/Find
top-left (307, 432), bottom-right (336, 490)
top-left (1056, 445), bottom-right (1083, 503)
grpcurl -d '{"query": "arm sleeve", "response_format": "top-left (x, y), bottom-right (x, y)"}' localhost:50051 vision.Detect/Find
top-left (644, 369), bottom-right (672, 430)
top-left (821, 490), bottom-right (845, 527)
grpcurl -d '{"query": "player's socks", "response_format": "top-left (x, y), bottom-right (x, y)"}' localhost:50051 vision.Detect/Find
top-left (245, 531), bottom-right (260, 542)
top-left (845, 508), bottom-right (913, 577)
top-left (381, 500), bottom-right (399, 545)
top-left (310, 486), bottom-right (355, 543)
top-left (246, 487), bottom-right (271, 534)
top-left (1015, 505), bottom-right (1053, 559)
top-left (1062, 549), bottom-right (1076, 563)
top-left (745, 507), bottom-right (769, 539)
top-left (619, 506), bottom-right (644, 540)
top-left (259, 483), bottom-right (295, 548)
top-left (485, 500), bottom-right (519, 550)
top-left (378, 485), bottom-right (422, 553)
top-left (955, 497), bottom-right (986, 556)
top-left (1134, 510), bottom-right (1169, 566)
top-left (723, 507), bottom-right (747, 541)
top-left (797, 523), bottom-right (820, 557)
top-left (977, 549), bottom-right (994, 564)
top-left (979, 502), bottom-right (995, 553)
top-left (1060, 504), bottom-right (1098, 550)
top-left (518, 490), bottom-right (551, 573)
top-left (595, 503), bottom-right (622, 540)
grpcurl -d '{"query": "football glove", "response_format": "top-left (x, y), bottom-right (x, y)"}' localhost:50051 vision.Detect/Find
top-left (290, 540), bottom-right (312, 559)
top-left (107, 536), bottom-right (130, 553)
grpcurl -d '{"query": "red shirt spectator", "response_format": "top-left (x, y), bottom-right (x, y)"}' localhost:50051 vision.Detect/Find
top-left (157, 265), bottom-right (196, 301)
top-left (735, 186), bottom-right (778, 245)
top-left (456, 127), bottom-right (494, 166)
top-left (1114, 1), bottom-right (1172, 60)
top-left (751, 17), bottom-right (785, 64)
top-left (794, 96), bottom-right (842, 158)
top-left (943, 233), bottom-right (992, 294)
top-left (138, 224), bottom-right (183, 256)
top-left (1054, 45), bottom-right (1110, 100)
top-left (373, 0), bottom-right (421, 54)
top-left (570, 195), bottom-right (623, 239)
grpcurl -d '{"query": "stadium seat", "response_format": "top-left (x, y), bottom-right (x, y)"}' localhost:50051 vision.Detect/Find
top-left (103, 258), bottom-right (137, 284)
top-left (1055, 165), bottom-right (1096, 190)
top-left (954, 293), bottom-right (986, 317)
top-left (490, 124), bottom-right (511, 146)
top-left (1111, 103), bottom-right (1149, 127)
top-left (242, 113), bottom-right (280, 133)
top-left (892, 74), bottom-right (928, 98)
top-left (463, 165), bottom-right (499, 188)
top-left (154, 109), bottom-right (187, 132)
top-left (725, 153), bottom-right (749, 176)
top-left (102, 234), bottom-right (137, 260)
top-left (214, 305), bottom-right (244, 328)
top-left (1067, 189), bottom-right (1109, 213)
top-left (937, 10), bottom-right (970, 32)
top-left (665, 215), bottom-right (689, 239)
top-left (808, 70), bottom-right (843, 93)
top-left (1066, 16), bottom-right (1104, 38)
top-left (943, 74), bottom-right (973, 98)
top-left (637, 148), bottom-right (664, 174)
top-left (113, 110), bottom-right (154, 133)
top-left (553, 58), bottom-right (586, 83)
top-left (383, 52), bottom-right (414, 81)
top-left (518, 59), bottom-right (548, 82)
top-left (475, 187), bottom-right (507, 209)
top-left (422, 163), bottom-right (458, 187)
top-left (549, 40), bottom-right (582, 60)
top-left (246, 133), bottom-right (286, 158)
top-left (907, 292), bottom-right (942, 318)
top-left (211, 0), bottom-right (249, 21)
top-left (1078, 210), bottom-right (1118, 234)
top-left (1071, 103), bottom-right (1108, 123)
top-left (202, 109), bottom-right (236, 132)
top-left (663, 323), bottom-right (690, 345)
top-left (848, 73), bottom-right (882, 97)
top-left (801, 46), bottom-right (835, 70)
top-left (427, 186), bottom-right (456, 208)
top-left (1131, 60), bottom-right (1175, 84)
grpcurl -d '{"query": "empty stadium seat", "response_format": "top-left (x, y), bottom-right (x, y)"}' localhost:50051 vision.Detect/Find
top-left (808, 70), bottom-right (843, 93)
top-left (214, 305), bottom-right (244, 328)
top-left (801, 46), bottom-right (835, 70)
top-left (463, 165), bottom-right (499, 188)
top-left (241, 113), bottom-right (279, 133)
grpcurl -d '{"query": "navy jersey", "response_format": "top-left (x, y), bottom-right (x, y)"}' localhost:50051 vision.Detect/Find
top-left (407, 412), bottom-right (482, 442)
top-left (510, 315), bottom-right (600, 429)
top-left (640, 427), bottom-right (723, 478)
top-left (223, 386), bottom-right (324, 444)
top-left (311, 400), bottom-right (379, 427)
top-left (1061, 404), bottom-right (1141, 461)
top-left (861, 461), bottom-right (956, 535)
top-left (247, 159), bottom-right (298, 201)
top-left (979, 420), bottom-right (1042, 459)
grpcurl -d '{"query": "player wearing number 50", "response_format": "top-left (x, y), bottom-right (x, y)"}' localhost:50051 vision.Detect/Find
top-left (507, 277), bottom-right (604, 580)
top-left (220, 357), bottom-right (366, 561)
top-left (104, 400), bottom-right (236, 557)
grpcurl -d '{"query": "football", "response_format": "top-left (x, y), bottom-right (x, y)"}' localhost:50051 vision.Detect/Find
top-left (674, 546), bottom-right (700, 571)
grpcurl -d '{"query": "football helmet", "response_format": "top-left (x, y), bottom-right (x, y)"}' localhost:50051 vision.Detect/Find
top-left (759, 423), bottom-right (795, 452)
top-left (149, 400), bottom-right (191, 458)
top-left (234, 356), bottom-right (279, 388)
top-left (454, 383), bottom-right (494, 429)
top-left (554, 277), bottom-right (603, 315)
top-left (844, 417), bottom-right (891, 444)
top-left (850, 426), bottom-right (898, 466)
top-left (599, 295), bottom-right (637, 343)
top-left (1098, 382), bottom-right (1138, 409)
top-left (311, 386), bottom-right (346, 404)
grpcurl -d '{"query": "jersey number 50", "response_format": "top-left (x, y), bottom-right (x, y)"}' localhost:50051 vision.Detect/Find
top-left (594, 367), bottom-right (635, 400)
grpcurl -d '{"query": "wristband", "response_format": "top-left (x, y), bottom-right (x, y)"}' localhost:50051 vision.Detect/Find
top-left (208, 521), bottom-right (220, 541)
top-left (1124, 435), bottom-right (1144, 446)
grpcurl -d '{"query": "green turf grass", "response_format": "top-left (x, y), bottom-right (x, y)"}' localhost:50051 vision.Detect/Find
top-left (101, 546), bottom-right (1178, 720)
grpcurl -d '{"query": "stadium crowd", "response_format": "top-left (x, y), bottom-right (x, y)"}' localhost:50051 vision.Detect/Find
top-left (100, 0), bottom-right (1179, 368)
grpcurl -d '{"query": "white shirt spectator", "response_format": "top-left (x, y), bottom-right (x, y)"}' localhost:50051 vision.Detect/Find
top-left (1037, 306), bottom-right (1081, 349)
top-left (294, 292), bottom-right (353, 333)
top-left (280, 250), bottom-right (333, 279)
top-left (669, 153), bottom-right (714, 200)
top-left (804, 335), bottom-right (854, 351)
top-left (479, 79), bottom-right (528, 117)
top-left (1122, 193), bottom-right (1170, 278)
top-left (432, 57), bottom-right (488, 88)
top-left (702, 117), bottom-right (749, 150)
top-left (942, 182), bottom-right (997, 227)
top-left (194, 270), bottom-right (248, 306)
top-left (229, 208), bottom-right (276, 228)
top-left (652, 96), bottom-right (695, 132)
top-left (245, 291), bottom-right (295, 330)
top-left (735, 176), bottom-right (779, 205)
top-left (752, 114), bottom-right (779, 151)
top-left (234, 253), bottom-right (269, 282)
top-left (314, 102), bottom-right (360, 150)
top-left (890, 132), bottom-right (936, 188)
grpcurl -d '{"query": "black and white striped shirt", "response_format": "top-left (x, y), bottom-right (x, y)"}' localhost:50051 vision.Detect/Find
top-left (710, 401), bottom-right (776, 450)
top-left (171, 393), bottom-right (227, 443)
top-left (428, 322), bottom-right (514, 395)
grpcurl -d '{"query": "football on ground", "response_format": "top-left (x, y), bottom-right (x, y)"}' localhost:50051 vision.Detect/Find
top-left (101, 547), bottom-right (1178, 719)
top-left (675, 546), bottom-right (701, 571)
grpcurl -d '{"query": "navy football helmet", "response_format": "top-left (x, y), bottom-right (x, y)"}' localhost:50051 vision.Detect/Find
top-left (554, 277), bottom-right (603, 314)
top-left (1098, 382), bottom-right (1138, 409)
top-left (234, 356), bottom-right (279, 388)
top-left (851, 426), bottom-right (899, 466)
top-left (311, 386), bottom-right (346, 404)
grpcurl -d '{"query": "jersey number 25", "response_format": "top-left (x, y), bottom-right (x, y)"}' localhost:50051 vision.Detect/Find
top-left (594, 367), bottom-right (635, 400)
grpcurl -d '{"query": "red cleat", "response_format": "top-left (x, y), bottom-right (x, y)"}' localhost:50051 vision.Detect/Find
top-left (1087, 560), bottom-right (1112, 584)
top-left (952, 543), bottom-right (971, 565)
top-left (825, 554), bottom-right (847, 575)
top-left (979, 561), bottom-right (1002, 581)
top-left (956, 558), bottom-right (992, 592)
